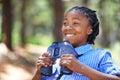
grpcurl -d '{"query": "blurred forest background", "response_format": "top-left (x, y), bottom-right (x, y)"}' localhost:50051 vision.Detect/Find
top-left (0, 0), bottom-right (120, 80)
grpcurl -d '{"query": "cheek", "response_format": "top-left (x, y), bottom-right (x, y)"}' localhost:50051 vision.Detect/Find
top-left (77, 27), bottom-right (88, 33)
top-left (61, 27), bottom-right (63, 32)
top-left (75, 28), bottom-right (84, 35)
top-left (75, 29), bottom-right (88, 39)
top-left (61, 26), bottom-right (65, 34)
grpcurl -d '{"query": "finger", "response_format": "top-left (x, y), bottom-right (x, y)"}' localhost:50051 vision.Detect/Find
top-left (36, 60), bottom-right (45, 70)
top-left (37, 60), bottom-right (49, 68)
top-left (61, 56), bottom-right (73, 61)
top-left (38, 56), bottom-right (50, 60)
top-left (41, 58), bottom-right (51, 65)
top-left (38, 57), bottom-right (54, 67)
top-left (42, 52), bottom-right (51, 57)
top-left (61, 54), bottom-right (73, 58)
top-left (49, 60), bottom-right (54, 66)
top-left (38, 56), bottom-right (52, 62)
top-left (60, 59), bottom-right (71, 66)
top-left (37, 60), bottom-right (45, 65)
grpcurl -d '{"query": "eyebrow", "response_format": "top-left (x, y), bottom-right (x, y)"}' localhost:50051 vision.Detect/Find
top-left (64, 18), bottom-right (81, 21)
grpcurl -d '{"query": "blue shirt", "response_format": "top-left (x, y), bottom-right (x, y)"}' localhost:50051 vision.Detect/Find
top-left (42, 44), bottom-right (120, 80)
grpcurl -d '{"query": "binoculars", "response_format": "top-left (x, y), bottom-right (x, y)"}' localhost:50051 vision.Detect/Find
top-left (40, 41), bottom-right (78, 76)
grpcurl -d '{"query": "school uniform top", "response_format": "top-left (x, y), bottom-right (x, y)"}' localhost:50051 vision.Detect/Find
top-left (42, 44), bottom-right (120, 80)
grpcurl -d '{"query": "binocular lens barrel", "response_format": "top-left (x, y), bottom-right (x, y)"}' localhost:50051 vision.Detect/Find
top-left (40, 41), bottom-right (77, 76)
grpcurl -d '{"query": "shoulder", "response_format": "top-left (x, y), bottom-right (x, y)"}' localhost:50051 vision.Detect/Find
top-left (96, 49), bottom-right (120, 75)
top-left (88, 48), bottom-right (112, 61)
top-left (94, 48), bottom-right (112, 57)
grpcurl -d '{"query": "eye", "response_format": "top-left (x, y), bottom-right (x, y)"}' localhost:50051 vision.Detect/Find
top-left (73, 22), bottom-right (78, 24)
top-left (73, 22), bottom-right (79, 25)
top-left (63, 21), bottom-right (68, 26)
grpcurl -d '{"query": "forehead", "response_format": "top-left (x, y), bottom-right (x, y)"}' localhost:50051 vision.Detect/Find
top-left (64, 10), bottom-right (87, 19)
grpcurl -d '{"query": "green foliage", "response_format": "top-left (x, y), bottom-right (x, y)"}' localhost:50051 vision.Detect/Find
top-left (1, 0), bottom-right (120, 48)
top-left (26, 34), bottom-right (54, 46)
top-left (107, 42), bottom-right (120, 66)
top-left (11, 0), bottom-right (54, 46)
top-left (0, 26), bottom-right (2, 42)
top-left (12, 20), bottom-right (22, 46)
top-left (26, 0), bottom-right (53, 30)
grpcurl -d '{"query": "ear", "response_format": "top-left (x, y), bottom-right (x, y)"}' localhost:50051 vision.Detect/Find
top-left (87, 26), bottom-right (93, 35)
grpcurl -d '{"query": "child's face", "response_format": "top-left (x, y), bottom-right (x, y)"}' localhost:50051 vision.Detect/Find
top-left (62, 10), bottom-right (92, 47)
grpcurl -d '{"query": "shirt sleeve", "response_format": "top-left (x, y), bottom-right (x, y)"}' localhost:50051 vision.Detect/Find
top-left (99, 51), bottom-right (120, 77)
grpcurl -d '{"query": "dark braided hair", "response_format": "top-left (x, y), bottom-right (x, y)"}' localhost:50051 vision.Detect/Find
top-left (66, 6), bottom-right (99, 44)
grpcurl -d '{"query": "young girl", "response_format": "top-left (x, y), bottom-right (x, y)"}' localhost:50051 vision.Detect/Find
top-left (32, 6), bottom-right (120, 80)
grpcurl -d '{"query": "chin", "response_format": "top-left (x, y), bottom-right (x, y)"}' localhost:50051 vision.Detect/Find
top-left (67, 41), bottom-right (78, 48)
top-left (66, 40), bottom-right (74, 46)
top-left (64, 38), bottom-right (75, 45)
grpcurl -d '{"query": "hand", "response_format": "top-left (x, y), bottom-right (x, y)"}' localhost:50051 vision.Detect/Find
top-left (36, 53), bottom-right (55, 71)
top-left (60, 54), bottom-right (81, 72)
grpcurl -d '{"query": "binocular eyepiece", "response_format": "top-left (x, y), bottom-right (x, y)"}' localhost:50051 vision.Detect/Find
top-left (40, 41), bottom-right (78, 76)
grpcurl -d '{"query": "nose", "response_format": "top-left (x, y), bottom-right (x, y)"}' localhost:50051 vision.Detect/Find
top-left (65, 25), bottom-right (73, 29)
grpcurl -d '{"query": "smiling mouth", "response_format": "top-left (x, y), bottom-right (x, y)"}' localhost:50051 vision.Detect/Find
top-left (65, 33), bottom-right (74, 37)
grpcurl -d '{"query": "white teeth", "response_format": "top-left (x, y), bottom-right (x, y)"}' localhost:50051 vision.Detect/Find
top-left (66, 34), bottom-right (73, 37)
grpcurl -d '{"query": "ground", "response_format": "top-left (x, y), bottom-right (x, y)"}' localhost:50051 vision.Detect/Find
top-left (0, 43), bottom-right (47, 80)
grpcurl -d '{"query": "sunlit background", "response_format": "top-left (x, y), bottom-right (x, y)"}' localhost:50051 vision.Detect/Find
top-left (0, 0), bottom-right (120, 80)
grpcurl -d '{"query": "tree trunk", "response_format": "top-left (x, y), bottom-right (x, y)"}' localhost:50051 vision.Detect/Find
top-left (82, 0), bottom-right (89, 6)
top-left (21, 0), bottom-right (26, 46)
top-left (2, 0), bottom-right (13, 50)
top-left (116, 1), bottom-right (120, 40)
top-left (98, 0), bottom-right (110, 47)
top-left (52, 0), bottom-right (64, 42)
